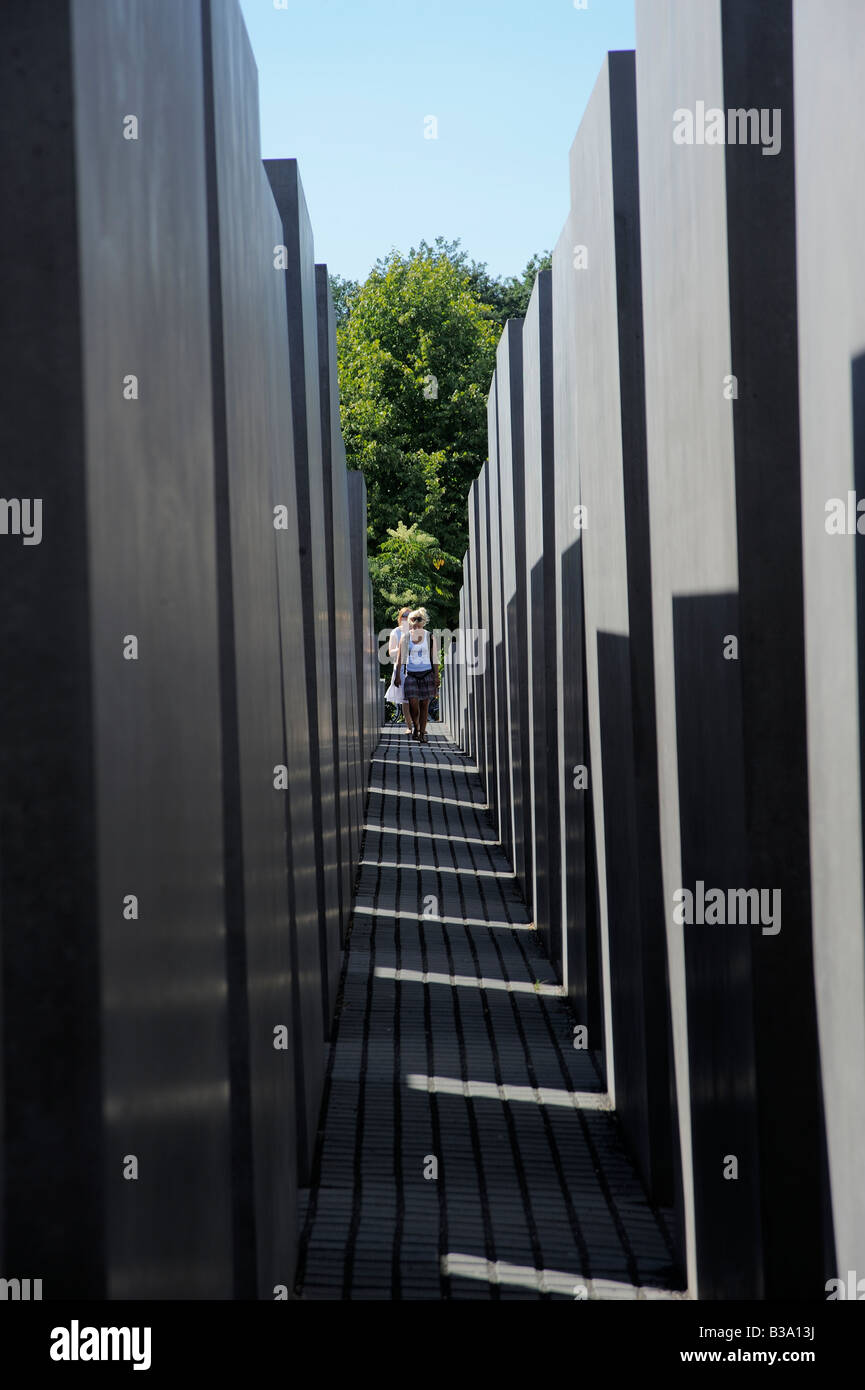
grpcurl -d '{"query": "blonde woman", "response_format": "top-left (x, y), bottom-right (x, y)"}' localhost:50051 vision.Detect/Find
top-left (384, 606), bottom-right (413, 734)
top-left (396, 608), bottom-right (439, 745)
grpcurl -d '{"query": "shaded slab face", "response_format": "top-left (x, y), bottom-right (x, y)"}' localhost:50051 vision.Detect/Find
top-left (567, 51), bottom-right (675, 1209)
top-left (364, 570), bottom-right (379, 761)
top-left (795, 0), bottom-right (865, 1284)
top-left (339, 462), bottom-right (366, 862)
top-left (636, 0), bottom-right (749, 1297)
top-left (487, 372), bottom-right (512, 858)
top-left (316, 263), bottom-right (362, 934)
top-left (672, 594), bottom-right (760, 1300)
top-left (475, 464), bottom-right (496, 808)
top-left (462, 553), bottom-right (473, 758)
top-left (0, 0), bottom-right (353, 1301)
top-left (204, 0), bottom-right (301, 1296)
top-left (551, 211), bottom-right (591, 1024)
top-left (264, 160), bottom-right (335, 1166)
top-left (74, 0), bottom-right (232, 1298)
top-left (522, 272), bottom-right (561, 963)
top-left (636, 0), bottom-right (826, 1296)
top-left (496, 321), bottom-right (533, 903)
top-left (468, 479), bottom-right (486, 779)
top-left (719, 0), bottom-right (823, 1301)
top-left (0, 0), bottom-right (106, 1299)
top-left (347, 469), bottom-right (375, 774)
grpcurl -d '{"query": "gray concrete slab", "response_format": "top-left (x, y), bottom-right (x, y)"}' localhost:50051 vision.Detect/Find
top-left (364, 571), bottom-right (378, 763)
top-left (76, 0), bottom-right (236, 1298)
top-left (348, 470), bottom-right (373, 776)
top-left (487, 374), bottom-right (512, 856)
top-left (468, 475), bottom-right (487, 793)
top-left (0, 0), bottom-right (374, 1301)
top-left (551, 195), bottom-right (592, 1018)
top-left (794, 0), bottom-right (865, 1287)
top-left (0, 0), bottom-right (115, 1300)
top-left (204, 0), bottom-right (301, 1296)
top-left (720, 0), bottom-right (822, 1297)
top-left (463, 551), bottom-right (474, 760)
top-left (567, 52), bottom-right (675, 1209)
top-left (453, 592), bottom-right (463, 748)
top-left (636, 0), bottom-right (757, 1298)
top-left (463, 567), bottom-right (471, 756)
top-left (496, 322), bottom-right (533, 901)
top-left (522, 271), bottom-right (561, 965)
top-left (0, 0), bottom-right (237, 1298)
top-left (265, 159), bottom-right (341, 1067)
top-left (478, 462), bottom-right (498, 825)
top-left (469, 478), bottom-right (486, 773)
top-left (636, 0), bottom-right (822, 1296)
top-left (347, 469), bottom-right (368, 847)
top-left (316, 263), bottom-right (359, 944)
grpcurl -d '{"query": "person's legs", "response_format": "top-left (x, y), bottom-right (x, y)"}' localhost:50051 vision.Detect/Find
top-left (402, 700), bottom-right (412, 730)
top-left (408, 698), bottom-right (420, 735)
top-left (418, 698), bottom-right (430, 738)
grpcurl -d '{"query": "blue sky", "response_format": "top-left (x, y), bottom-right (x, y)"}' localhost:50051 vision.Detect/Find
top-left (238, 0), bottom-right (636, 284)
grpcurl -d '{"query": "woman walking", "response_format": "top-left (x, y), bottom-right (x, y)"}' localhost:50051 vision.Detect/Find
top-left (385, 606), bottom-right (413, 735)
top-left (396, 608), bottom-right (439, 745)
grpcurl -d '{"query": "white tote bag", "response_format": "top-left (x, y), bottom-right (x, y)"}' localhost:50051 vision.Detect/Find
top-left (384, 667), bottom-right (404, 705)
top-left (385, 629), bottom-right (406, 704)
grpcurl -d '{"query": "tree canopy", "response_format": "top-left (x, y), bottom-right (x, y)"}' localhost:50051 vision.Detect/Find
top-left (332, 238), bottom-right (550, 635)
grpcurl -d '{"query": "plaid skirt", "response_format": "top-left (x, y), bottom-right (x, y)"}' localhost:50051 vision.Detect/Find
top-left (403, 668), bottom-right (437, 701)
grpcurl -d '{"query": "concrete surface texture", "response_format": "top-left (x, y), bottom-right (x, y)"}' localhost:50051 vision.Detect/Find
top-left (0, 0), bottom-right (377, 1299)
top-left (447, 0), bottom-right (859, 1303)
top-left (2, 0), bottom-right (863, 1309)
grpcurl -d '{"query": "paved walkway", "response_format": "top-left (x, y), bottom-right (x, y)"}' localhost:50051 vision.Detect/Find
top-left (296, 722), bottom-right (684, 1300)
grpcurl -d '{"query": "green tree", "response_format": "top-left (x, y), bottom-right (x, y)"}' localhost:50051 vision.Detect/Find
top-left (367, 521), bottom-right (459, 635)
top-left (336, 237), bottom-right (551, 633)
top-left (337, 239), bottom-right (500, 630)
top-left (329, 273), bottom-right (360, 327)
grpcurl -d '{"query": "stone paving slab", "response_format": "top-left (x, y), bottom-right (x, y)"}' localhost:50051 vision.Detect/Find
top-left (296, 723), bottom-right (685, 1300)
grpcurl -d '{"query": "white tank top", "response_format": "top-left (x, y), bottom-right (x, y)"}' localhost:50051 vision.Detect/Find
top-left (406, 630), bottom-right (432, 671)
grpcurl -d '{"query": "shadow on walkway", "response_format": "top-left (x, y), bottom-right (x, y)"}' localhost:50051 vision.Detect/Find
top-left (296, 723), bottom-right (685, 1300)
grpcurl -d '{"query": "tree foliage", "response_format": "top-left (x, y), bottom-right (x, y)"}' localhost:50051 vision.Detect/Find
top-left (367, 521), bottom-right (458, 634)
top-left (329, 273), bottom-right (360, 327)
top-left (465, 250), bottom-right (552, 326)
top-left (336, 238), bottom-right (550, 634)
